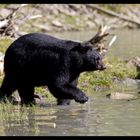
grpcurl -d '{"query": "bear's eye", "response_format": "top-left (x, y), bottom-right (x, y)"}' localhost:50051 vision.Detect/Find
top-left (96, 57), bottom-right (100, 61)
top-left (95, 57), bottom-right (101, 64)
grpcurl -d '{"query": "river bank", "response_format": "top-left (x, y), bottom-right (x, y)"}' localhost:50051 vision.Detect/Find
top-left (0, 4), bottom-right (140, 37)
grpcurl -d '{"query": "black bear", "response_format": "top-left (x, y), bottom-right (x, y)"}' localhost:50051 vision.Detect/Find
top-left (0, 33), bottom-right (106, 106)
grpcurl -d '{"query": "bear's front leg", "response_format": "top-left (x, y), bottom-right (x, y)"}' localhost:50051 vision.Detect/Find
top-left (57, 79), bottom-right (78, 105)
top-left (48, 78), bottom-right (88, 104)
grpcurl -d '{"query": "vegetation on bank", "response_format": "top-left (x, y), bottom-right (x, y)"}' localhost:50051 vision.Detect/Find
top-left (79, 57), bottom-right (137, 92)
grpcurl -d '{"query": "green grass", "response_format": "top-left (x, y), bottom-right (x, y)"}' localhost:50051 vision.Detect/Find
top-left (78, 57), bottom-right (137, 92)
top-left (35, 87), bottom-right (56, 103)
top-left (0, 37), bottom-right (13, 53)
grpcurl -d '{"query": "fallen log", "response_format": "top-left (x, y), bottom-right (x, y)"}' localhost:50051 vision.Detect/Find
top-left (86, 4), bottom-right (140, 28)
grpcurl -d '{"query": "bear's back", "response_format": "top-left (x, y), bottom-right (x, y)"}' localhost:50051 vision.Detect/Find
top-left (11, 33), bottom-right (79, 49)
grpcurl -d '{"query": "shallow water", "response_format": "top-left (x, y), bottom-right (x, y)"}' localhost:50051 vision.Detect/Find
top-left (0, 87), bottom-right (140, 136)
top-left (0, 29), bottom-right (140, 136)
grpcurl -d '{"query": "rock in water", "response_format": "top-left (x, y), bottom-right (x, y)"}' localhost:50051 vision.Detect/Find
top-left (106, 92), bottom-right (138, 100)
top-left (34, 93), bottom-right (46, 105)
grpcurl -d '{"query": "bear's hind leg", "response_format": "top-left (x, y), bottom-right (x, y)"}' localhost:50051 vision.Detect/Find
top-left (0, 75), bottom-right (16, 103)
top-left (18, 86), bottom-right (35, 106)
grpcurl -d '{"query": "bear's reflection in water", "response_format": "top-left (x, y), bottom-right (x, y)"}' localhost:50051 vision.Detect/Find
top-left (0, 100), bottom-right (101, 136)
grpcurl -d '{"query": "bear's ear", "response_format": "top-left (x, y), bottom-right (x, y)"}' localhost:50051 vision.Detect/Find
top-left (70, 43), bottom-right (92, 53)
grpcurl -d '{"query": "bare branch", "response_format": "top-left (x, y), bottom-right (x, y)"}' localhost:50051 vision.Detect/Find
top-left (88, 25), bottom-right (109, 44)
top-left (0, 4), bottom-right (28, 37)
top-left (83, 25), bottom-right (110, 55)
